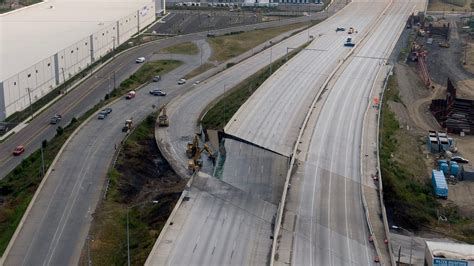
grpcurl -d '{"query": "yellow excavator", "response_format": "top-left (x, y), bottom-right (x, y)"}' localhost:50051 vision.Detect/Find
top-left (188, 144), bottom-right (215, 173)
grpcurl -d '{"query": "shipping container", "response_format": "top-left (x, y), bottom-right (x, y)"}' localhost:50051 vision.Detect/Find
top-left (432, 170), bottom-right (448, 198)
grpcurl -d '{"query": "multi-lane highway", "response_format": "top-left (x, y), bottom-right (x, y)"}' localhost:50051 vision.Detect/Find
top-left (2, 43), bottom-right (212, 265)
top-left (280, 0), bottom-right (425, 265)
top-left (224, 0), bottom-right (388, 156)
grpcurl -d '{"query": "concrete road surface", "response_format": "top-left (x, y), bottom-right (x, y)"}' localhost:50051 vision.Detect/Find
top-left (284, 1), bottom-right (425, 265)
top-left (147, 174), bottom-right (277, 265)
top-left (2, 41), bottom-right (211, 265)
top-left (224, 0), bottom-right (389, 156)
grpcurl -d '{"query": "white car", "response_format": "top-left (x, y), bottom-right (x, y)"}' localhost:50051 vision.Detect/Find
top-left (177, 78), bottom-right (187, 85)
top-left (135, 57), bottom-right (145, 63)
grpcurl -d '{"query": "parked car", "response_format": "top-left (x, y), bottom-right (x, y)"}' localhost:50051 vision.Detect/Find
top-left (12, 145), bottom-right (25, 156)
top-left (177, 78), bottom-right (186, 85)
top-left (451, 156), bottom-right (469, 164)
top-left (135, 57), bottom-right (145, 63)
top-left (149, 89), bottom-right (166, 96)
top-left (102, 108), bottom-right (112, 114)
top-left (50, 114), bottom-right (62, 124)
top-left (152, 76), bottom-right (161, 82)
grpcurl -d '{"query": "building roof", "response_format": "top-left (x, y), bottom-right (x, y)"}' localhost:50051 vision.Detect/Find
top-left (426, 241), bottom-right (474, 261)
top-left (0, 0), bottom-right (153, 81)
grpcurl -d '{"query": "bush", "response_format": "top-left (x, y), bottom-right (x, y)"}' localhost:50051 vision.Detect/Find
top-left (42, 140), bottom-right (48, 148)
top-left (56, 126), bottom-right (64, 136)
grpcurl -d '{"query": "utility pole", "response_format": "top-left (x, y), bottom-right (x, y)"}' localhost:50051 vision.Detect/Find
top-left (26, 87), bottom-right (33, 120)
top-left (269, 42), bottom-right (273, 75)
top-left (61, 67), bottom-right (67, 94)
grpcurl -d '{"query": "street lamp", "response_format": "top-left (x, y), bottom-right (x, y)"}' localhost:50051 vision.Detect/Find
top-left (126, 200), bottom-right (159, 266)
top-left (392, 225), bottom-right (414, 266)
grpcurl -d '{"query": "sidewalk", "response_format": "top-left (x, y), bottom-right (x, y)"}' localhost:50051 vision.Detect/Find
top-left (361, 63), bottom-right (394, 265)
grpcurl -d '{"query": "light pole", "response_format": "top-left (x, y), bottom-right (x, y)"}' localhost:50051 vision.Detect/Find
top-left (26, 87), bottom-right (33, 120)
top-left (392, 225), bottom-right (414, 265)
top-left (126, 200), bottom-right (159, 266)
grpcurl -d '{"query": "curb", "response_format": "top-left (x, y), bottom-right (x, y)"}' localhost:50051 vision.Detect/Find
top-left (269, 0), bottom-right (394, 263)
top-left (0, 98), bottom-right (119, 264)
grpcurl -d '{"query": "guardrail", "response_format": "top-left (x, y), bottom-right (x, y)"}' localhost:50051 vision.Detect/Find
top-left (269, 0), bottom-right (395, 264)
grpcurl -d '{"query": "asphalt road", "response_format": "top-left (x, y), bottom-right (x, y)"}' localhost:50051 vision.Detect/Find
top-left (288, 1), bottom-right (424, 265)
top-left (0, 14), bottom-right (326, 180)
top-left (2, 42), bottom-right (212, 265)
top-left (224, 1), bottom-right (389, 156)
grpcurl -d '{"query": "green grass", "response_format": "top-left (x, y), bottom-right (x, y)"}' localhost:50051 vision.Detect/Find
top-left (0, 60), bottom-right (182, 256)
top-left (86, 113), bottom-right (185, 265)
top-left (160, 42), bottom-right (199, 55)
top-left (208, 21), bottom-right (316, 63)
top-left (201, 42), bottom-right (309, 130)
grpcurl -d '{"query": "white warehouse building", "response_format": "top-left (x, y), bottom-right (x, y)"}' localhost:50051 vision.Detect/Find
top-left (0, 0), bottom-right (164, 121)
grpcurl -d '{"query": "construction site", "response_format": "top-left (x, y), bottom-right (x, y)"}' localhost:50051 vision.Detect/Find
top-left (383, 11), bottom-right (474, 250)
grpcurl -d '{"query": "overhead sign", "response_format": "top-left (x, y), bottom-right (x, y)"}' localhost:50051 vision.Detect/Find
top-left (433, 258), bottom-right (468, 266)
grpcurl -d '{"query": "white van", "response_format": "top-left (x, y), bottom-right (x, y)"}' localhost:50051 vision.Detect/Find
top-left (135, 57), bottom-right (145, 63)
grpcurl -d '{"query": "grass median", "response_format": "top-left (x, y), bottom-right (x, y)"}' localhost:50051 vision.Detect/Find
top-left (81, 113), bottom-right (186, 265)
top-left (159, 42), bottom-right (199, 55)
top-left (0, 60), bottom-right (182, 256)
top-left (208, 21), bottom-right (316, 63)
top-left (201, 42), bottom-right (309, 129)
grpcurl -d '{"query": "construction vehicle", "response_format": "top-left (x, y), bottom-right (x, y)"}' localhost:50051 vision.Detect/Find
top-left (439, 41), bottom-right (450, 48)
top-left (188, 144), bottom-right (215, 173)
top-left (186, 135), bottom-right (199, 158)
top-left (158, 107), bottom-right (169, 127)
top-left (348, 27), bottom-right (354, 34)
top-left (122, 119), bottom-right (133, 132)
top-left (344, 38), bottom-right (355, 47)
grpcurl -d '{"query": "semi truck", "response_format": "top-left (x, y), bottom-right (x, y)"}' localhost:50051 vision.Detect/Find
top-left (432, 169), bottom-right (448, 199)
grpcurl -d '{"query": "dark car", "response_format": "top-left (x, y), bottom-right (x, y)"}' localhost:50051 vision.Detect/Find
top-left (451, 156), bottom-right (469, 164)
top-left (103, 108), bottom-right (112, 114)
top-left (149, 89), bottom-right (166, 96)
top-left (13, 145), bottom-right (25, 156)
top-left (50, 114), bottom-right (62, 124)
top-left (336, 27), bottom-right (346, 32)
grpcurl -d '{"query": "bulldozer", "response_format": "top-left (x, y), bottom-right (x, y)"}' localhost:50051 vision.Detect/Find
top-left (158, 107), bottom-right (169, 127)
top-left (122, 118), bottom-right (133, 132)
top-left (188, 144), bottom-right (215, 173)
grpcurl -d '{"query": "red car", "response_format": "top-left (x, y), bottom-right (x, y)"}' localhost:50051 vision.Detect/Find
top-left (12, 145), bottom-right (25, 156)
